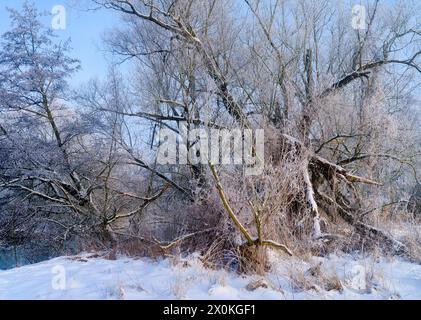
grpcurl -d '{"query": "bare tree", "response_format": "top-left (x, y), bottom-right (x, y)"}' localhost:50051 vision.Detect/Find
top-left (92, 0), bottom-right (420, 261)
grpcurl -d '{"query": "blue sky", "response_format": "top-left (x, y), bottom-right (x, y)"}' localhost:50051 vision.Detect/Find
top-left (0, 0), bottom-right (120, 86)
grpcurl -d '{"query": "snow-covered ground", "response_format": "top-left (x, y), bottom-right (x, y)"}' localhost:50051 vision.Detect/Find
top-left (0, 252), bottom-right (420, 300)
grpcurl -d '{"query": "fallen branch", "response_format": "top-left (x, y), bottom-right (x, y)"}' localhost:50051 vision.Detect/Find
top-left (279, 134), bottom-right (382, 186)
top-left (157, 228), bottom-right (217, 251)
top-left (317, 191), bottom-right (411, 259)
top-left (303, 162), bottom-right (322, 238)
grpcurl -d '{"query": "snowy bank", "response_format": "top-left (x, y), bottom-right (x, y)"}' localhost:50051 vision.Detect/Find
top-left (0, 253), bottom-right (420, 300)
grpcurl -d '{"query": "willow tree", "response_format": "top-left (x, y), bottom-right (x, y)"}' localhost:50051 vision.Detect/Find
top-left (92, 0), bottom-right (420, 262)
